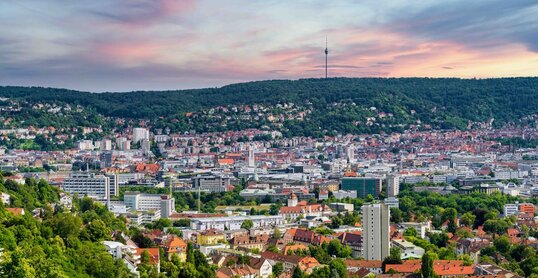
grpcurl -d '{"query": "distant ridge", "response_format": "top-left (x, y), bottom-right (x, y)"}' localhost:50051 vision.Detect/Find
top-left (2, 77), bottom-right (538, 136)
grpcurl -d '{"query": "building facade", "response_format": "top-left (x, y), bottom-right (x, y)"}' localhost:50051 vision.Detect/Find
top-left (62, 172), bottom-right (110, 200)
top-left (341, 177), bottom-right (382, 198)
top-left (362, 203), bottom-right (390, 260)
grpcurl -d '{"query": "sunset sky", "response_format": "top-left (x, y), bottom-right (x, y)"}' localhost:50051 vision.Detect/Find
top-left (1, 0), bottom-right (537, 92)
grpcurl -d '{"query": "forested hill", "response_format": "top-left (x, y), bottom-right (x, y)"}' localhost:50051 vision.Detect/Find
top-left (1, 77), bottom-right (538, 136)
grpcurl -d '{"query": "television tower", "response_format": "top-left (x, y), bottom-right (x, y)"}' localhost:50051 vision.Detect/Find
top-left (324, 36), bottom-right (328, 78)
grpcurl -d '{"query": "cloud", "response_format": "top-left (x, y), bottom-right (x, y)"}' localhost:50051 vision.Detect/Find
top-left (386, 0), bottom-right (538, 52)
top-left (87, 0), bottom-right (195, 28)
top-left (0, 0), bottom-right (537, 91)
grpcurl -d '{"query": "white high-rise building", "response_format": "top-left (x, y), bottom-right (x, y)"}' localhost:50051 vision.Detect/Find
top-left (133, 128), bottom-right (149, 144)
top-left (346, 144), bottom-right (355, 162)
top-left (387, 174), bottom-right (400, 197)
top-left (123, 140), bottom-right (131, 150)
top-left (116, 137), bottom-right (127, 150)
top-left (362, 203), bottom-right (390, 260)
top-left (77, 140), bottom-right (94, 151)
top-left (100, 139), bottom-right (112, 151)
top-left (141, 139), bottom-right (151, 155)
top-left (248, 144), bottom-right (255, 167)
top-left (106, 174), bottom-right (119, 197)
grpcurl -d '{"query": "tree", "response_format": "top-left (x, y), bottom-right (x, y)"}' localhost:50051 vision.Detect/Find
top-left (403, 227), bottom-right (418, 237)
top-left (390, 208), bottom-right (402, 223)
top-left (422, 251), bottom-right (438, 278)
top-left (141, 250), bottom-right (151, 264)
top-left (460, 212), bottom-right (476, 227)
top-left (329, 259), bottom-right (349, 278)
top-left (494, 235), bottom-right (511, 254)
top-left (273, 262), bottom-right (284, 277)
top-left (309, 266), bottom-right (331, 278)
top-left (241, 219), bottom-right (254, 230)
top-left (458, 254), bottom-right (473, 266)
top-left (273, 228), bottom-right (282, 239)
top-left (382, 248), bottom-right (402, 272)
top-left (292, 266), bottom-right (305, 278)
top-left (327, 239), bottom-right (352, 258)
top-left (86, 219), bottom-right (110, 241)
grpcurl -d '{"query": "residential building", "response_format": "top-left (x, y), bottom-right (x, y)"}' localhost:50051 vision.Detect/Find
top-left (362, 203), bottom-right (390, 260)
top-left (386, 174), bottom-right (400, 197)
top-left (125, 210), bottom-right (160, 225)
top-left (279, 194), bottom-right (332, 221)
top-left (229, 234), bottom-right (269, 251)
top-left (344, 260), bottom-right (383, 275)
top-left (217, 265), bottom-right (257, 278)
top-left (197, 229), bottom-right (226, 245)
top-left (391, 239), bottom-right (425, 259)
top-left (161, 235), bottom-right (187, 261)
top-left (100, 139), bottom-right (112, 151)
top-left (1, 192), bottom-right (10, 205)
top-left (400, 222), bottom-right (431, 239)
top-left (338, 232), bottom-right (363, 258)
top-left (249, 257), bottom-right (273, 278)
top-left (261, 251), bottom-right (321, 274)
top-left (132, 128), bottom-right (149, 144)
top-left (474, 263), bottom-right (523, 278)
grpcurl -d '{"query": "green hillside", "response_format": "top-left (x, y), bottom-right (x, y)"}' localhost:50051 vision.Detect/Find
top-left (1, 77), bottom-right (538, 136)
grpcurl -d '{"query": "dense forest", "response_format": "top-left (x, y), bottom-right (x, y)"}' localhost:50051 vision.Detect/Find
top-left (2, 77), bottom-right (538, 136)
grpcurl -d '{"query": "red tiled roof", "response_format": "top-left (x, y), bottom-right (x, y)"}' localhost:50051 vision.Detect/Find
top-left (344, 259), bottom-right (382, 269)
top-left (5, 207), bottom-right (24, 216)
top-left (136, 248), bottom-right (160, 266)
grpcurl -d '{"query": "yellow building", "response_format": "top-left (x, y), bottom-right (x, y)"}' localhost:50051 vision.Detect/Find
top-left (197, 229), bottom-right (226, 245)
top-left (163, 235), bottom-right (187, 262)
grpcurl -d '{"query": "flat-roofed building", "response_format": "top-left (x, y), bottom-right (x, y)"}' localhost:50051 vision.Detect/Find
top-left (62, 172), bottom-right (110, 201)
top-left (341, 177), bottom-right (382, 198)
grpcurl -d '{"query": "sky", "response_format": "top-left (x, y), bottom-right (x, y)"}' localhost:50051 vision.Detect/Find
top-left (1, 0), bottom-right (537, 92)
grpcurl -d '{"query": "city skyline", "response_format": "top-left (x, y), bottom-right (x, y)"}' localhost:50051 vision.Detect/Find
top-left (1, 0), bottom-right (537, 91)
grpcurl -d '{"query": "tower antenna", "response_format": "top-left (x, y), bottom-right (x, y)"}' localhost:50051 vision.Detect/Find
top-left (324, 36), bottom-right (328, 78)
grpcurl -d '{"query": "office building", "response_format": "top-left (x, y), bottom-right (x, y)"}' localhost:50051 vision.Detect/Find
top-left (386, 174), bottom-right (400, 197)
top-left (192, 174), bottom-right (231, 193)
top-left (62, 172), bottom-right (110, 200)
top-left (106, 174), bottom-right (119, 197)
top-left (341, 177), bottom-right (382, 198)
top-left (362, 203), bottom-right (390, 260)
top-left (190, 215), bottom-right (284, 231)
top-left (504, 202), bottom-right (535, 217)
top-left (124, 191), bottom-right (175, 218)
